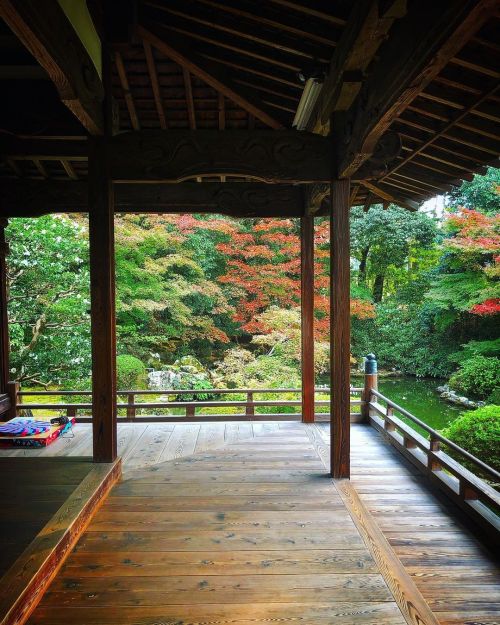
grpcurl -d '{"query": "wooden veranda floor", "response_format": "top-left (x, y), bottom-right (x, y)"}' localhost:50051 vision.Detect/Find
top-left (1, 422), bottom-right (498, 624)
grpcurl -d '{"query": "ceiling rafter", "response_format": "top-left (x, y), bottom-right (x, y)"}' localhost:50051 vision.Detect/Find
top-left (194, 0), bottom-right (337, 46)
top-left (138, 24), bottom-right (284, 129)
top-left (337, 0), bottom-right (499, 178)
top-left (145, 1), bottom-right (329, 62)
top-left (143, 40), bottom-right (167, 129)
top-left (381, 80), bottom-right (499, 183)
top-left (114, 51), bottom-right (140, 130)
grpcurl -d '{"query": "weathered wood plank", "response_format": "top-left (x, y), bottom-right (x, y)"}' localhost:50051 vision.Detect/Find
top-left (0, 459), bottom-right (120, 625)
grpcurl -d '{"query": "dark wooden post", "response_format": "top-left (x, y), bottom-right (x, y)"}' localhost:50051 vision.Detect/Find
top-left (301, 214), bottom-right (315, 423)
top-left (0, 219), bottom-right (9, 398)
top-left (361, 354), bottom-right (378, 422)
top-left (245, 391), bottom-right (255, 417)
top-left (330, 178), bottom-right (351, 479)
top-left (89, 137), bottom-right (117, 462)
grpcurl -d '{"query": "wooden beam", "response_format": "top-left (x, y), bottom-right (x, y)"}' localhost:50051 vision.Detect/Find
top-left (107, 130), bottom-right (332, 182)
top-left (0, 0), bottom-right (104, 134)
top-left (88, 138), bottom-right (117, 463)
top-left (0, 219), bottom-right (9, 395)
top-left (301, 213), bottom-right (315, 424)
top-left (330, 178), bottom-right (350, 479)
top-left (0, 137), bottom-right (87, 161)
top-left (359, 180), bottom-right (419, 210)
top-left (0, 181), bottom-right (305, 218)
top-left (143, 39), bottom-right (167, 129)
top-left (138, 24), bottom-right (284, 129)
top-left (32, 159), bottom-right (48, 178)
top-left (183, 68), bottom-right (196, 130)
top-left (337, 0), bottom-right (499, 177)
top-left (311, 0), bottom-right (406, 131)
top-left (114, 51), bottom-right (140, 130)
top-left (218, 93), bottom-right (225, 130)
top-left (60, 159), bottom-right (78, 180)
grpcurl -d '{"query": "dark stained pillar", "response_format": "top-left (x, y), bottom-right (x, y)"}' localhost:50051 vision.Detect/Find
top-left (301, 214), bottom-right (315, 423)
top-left (0, 219), bottom-right (9, 396)
top-left (330, 178), bottom-right (351, 479)
top-left (89, 138), bottom-right (117, 462)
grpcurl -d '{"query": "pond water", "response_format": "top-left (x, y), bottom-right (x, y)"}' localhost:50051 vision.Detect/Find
top-left (352, 375), bottom-right (464, 432)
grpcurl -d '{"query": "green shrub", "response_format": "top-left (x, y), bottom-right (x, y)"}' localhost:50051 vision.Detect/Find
top-left (442, 405), bottom-right (500, 478)
top-left (116, 355), bottom-right (147, 390)
top-left (449, 356), bottom-right (500, 399)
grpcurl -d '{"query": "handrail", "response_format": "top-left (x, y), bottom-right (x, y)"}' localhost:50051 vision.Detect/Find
top-left (14, 386), bottom-right (364, 422)
top-left (370, 389), bottom-right (500, 482)
top-left (17, 387), bottom-right (363, 396)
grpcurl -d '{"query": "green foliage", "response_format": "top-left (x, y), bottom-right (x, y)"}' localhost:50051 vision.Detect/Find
top-left (451, 338), bottom-right (500, 363)
top-left (6, 216), bottom-right (90, 387)
top-left (447, 167), bottom-right (500, 215)
top-left (350, 204), bottom-right (437, 300)
top-left (351, 300), bottom-right (457, 377)
top-left (116, 355), bottom-right (147, 390)
top-left (442, 405), bottom-right (500, 476)
top-left (449, 356), bottom-right (500, 399)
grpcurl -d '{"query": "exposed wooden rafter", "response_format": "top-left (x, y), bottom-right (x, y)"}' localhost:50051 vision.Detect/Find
top-left (143, 40), bottom-right (167, 129)
top-left (138, 24), bottom-right (285, 129)
top-left (0, 0), bottom-right (104, 134)
top-left (336, 0), bottom-right (499, 178)
top-left (114, 51), bottom-right (140, 130)
top-left (359, 180), bottom-right (419, 211)
top-left (183, 69), bottom-right (197, 130)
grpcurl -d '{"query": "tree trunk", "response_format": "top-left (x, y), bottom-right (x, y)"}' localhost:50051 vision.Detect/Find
top-left (358, 246), bottom-right (370, 285)
top-left (373, 274), bottom-right (384, 302)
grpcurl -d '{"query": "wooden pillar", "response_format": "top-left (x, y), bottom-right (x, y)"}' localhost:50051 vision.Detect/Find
top-left (0, 219), bottom-right (9, 397)
top-left (301, 214), bottom-right (315, 423)
top-left (89, 137), bottom-right (117, 462)
top-left (361, 354), bottom-right (378, 422)
top-left (330, 178), bottom-right (351, 479)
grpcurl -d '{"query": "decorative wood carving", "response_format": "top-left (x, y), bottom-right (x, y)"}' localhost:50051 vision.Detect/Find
top-left (0, 181), bottom-right (304, 218)
top-left (108, 130), bottom-right (332, 183)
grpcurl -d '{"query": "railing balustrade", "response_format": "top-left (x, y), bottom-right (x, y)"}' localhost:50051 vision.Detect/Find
top-left (7, 352), bottom-right (499, 536)
top-left (14, 386), bottom-right (364, 422)
top-left (368, 387), bottom-right (499, 539)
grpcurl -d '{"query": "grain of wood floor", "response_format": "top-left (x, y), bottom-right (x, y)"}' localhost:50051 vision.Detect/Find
top-left (2, 422), bottom-right (497, 624)
top-left (26, 422), bottom-right (413, 625)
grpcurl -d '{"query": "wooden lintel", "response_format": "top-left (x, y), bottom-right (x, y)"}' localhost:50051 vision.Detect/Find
top-left (337, 0), bottom-right (498, 177)
top-left (107, 130), bottom-right (331, 182)
top-left (0, 137), bottom-right (88, 161)
top-left (0, 0), bottom-right (104, 134)
top-left (359, 181), bottom-right (419, 210)
top-left (0, 181), bottom-right (305, 218)
top-left (138, 24), bottom-right (284, 129)
top-left (311, 0), bottom-right (406, 131)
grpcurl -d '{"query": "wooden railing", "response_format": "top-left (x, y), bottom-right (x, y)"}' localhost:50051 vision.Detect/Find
top-left (368, 388), bottom-right (499, 539)
top-left (14, 386), bottom-right (364, 422)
